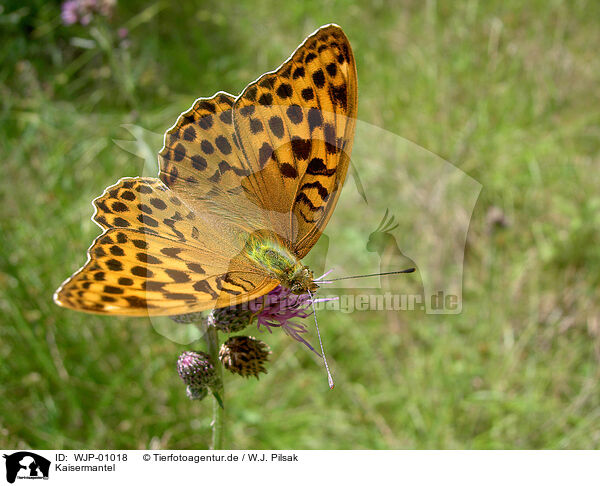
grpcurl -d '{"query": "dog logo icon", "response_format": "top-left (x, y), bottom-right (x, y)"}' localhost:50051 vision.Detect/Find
top-left (3, 452), bottom-right (51, 483)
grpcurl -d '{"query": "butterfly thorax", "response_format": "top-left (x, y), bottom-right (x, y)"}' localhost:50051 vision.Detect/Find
top-left (244, 232), bottom-right (318, 295)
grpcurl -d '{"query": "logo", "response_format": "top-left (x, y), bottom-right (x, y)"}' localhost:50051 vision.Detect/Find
top-left (3, 452), bottom-right (51, 483)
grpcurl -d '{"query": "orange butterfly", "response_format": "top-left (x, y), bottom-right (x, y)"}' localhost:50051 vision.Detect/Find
top-left (54, 24), bottom-right (357, 317)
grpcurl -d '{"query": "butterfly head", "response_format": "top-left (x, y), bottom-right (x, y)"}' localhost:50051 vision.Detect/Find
top-left (288, 265), bottom-right (319, 295)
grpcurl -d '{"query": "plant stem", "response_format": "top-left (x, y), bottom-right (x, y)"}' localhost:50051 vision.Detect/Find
top-left (205, 313), bottom-right (225, 449)
top-left (90, 23), bottom-right (138, 109)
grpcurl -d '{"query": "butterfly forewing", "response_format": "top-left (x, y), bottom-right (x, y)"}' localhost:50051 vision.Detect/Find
top-left (233, 24), bottom-right (357, 257)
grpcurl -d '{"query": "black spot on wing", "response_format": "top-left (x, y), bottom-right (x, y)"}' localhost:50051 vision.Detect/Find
top-left (215, 135), bottom-right (232, 155)
top-left (191, 155), bottom-right (207, 171)
top-left (308, 108), bottom-right (323, 132)
top-left (280, 163), bottom-right (298, 179)
top-left (250, 118), bottom-right (263, 134)
top-left (125, 296), bottom-right (149, 308)
top-left (193, 280), bottom-right (218, 299)
top-left (198, 101), bottom-right (216, 113)
top-left (286, 104), bottom-right (303, 124)
top-left (258, 142), bottom-right (274, 168)
top-left (329, 84), bottom-right (348, 110)
top-left (165, 269), bottom-right (190, 283)
top-left (276, 83), bottom-right (293, 99)
top-left (109, 245), bottom-right (125, 256)
top-left (201, 140), bottom-right (214, 154)
top-left (183, 126), bottom-right (196, 141)
top-left (104, 285), bottom-right (124, 295)
top-left (291, 138), bottom-right (311, 161)
top-left (113, 217), bottom-right (131, 227)
top-left (240, 105), bottom-right (255, 117)
top-left (258, 93), bottom-right (273, 106)
top-left (307, 157), bottom-right (336, 176)
top-left (186, 262), bottom-right (205, 274)
top-left (198, 115), bottom-right (213, 130)
top-left (293, 67), bottom-right (305, 79)
top-left (136, 252), bottom-right (162, 264)
top-left (312, 69), bottom-right (326, 88)
top-left (245, 86), bottom-right (258, 101)
top-left (301, 87), bottom-right (314, 101)
top-left (300, 181), bottom-right (330, 201)
top-left (111, 201), bottom-right (127, 212)
top-left (268, 116), bottom-right (285, 138)
top-left (160, 247), bottom-right (183, 259)
top-left (165, 293), bottom-right (196, 301)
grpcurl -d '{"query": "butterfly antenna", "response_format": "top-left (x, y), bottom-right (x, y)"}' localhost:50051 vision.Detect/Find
top-left (307, 289), bottom-right (334, 389)
top-left (324, 268), bottom-right (415, 282)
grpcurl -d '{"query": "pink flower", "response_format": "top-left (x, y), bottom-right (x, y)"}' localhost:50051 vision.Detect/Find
top-left (60, 0), bottom-right (115, 26)
top-left (177, 351), bottom-right (217, 388)
top-left (247, 280), bottom-right (336, 355)
top-left (61, 0), bottom-right (79, 25)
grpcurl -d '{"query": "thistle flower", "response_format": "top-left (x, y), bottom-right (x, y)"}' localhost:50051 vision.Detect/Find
top-left (247, 284), bottom-right (331, 354)
top-left (171, 307), bottom-right (253, 332)
top-left (170, 312), bottom-right (204, 324)
top-left (186, 385), bottom-right (208, 401)
top-left (219, 336), bottom-right (270, 378)
top-left (210, 306), bottom-right (254, 333)
top-left (177, 351), bottom-right (217, 388)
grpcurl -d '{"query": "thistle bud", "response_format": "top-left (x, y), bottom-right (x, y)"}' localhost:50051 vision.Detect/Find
top-left (219, 336), bottom-right (270, 378)
top-left (186, 385), bottom-right (208, 401)
top-left (210, 307), bottom-right (254, 333)
top-left (177, 351), bottom-right (217, 388)
top-left (171, 312), bottom-right (205, 324)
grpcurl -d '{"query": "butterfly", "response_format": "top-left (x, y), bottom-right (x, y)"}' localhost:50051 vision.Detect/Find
top-left (54, 24), bottom-right (357, 316)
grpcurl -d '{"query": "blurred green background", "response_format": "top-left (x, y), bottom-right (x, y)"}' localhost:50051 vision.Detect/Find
top-left (2, 0), bottom-right (599, 449)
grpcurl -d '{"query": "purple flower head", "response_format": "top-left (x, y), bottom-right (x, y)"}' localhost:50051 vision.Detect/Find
top-left (177, 350), bottom-right (217, 388)
top-left (61, 0), bottom-right (79, 25)
top-left (247, 276), bottom-right (337, 355)
top-left (60, 0), bottom-right (115, 26)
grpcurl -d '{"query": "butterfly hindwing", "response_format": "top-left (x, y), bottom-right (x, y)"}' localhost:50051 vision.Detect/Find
top-left (158, 91), bottom-right (273, 236)
top-left (54, 178), bottom-right (278, 315)
top-left (158, 92), bottom-right (251, 204)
